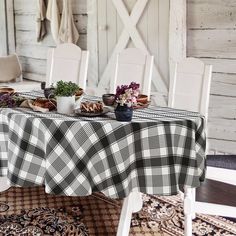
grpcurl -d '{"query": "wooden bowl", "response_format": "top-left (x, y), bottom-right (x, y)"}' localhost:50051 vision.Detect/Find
top-left (102, 93), bottom-right (116, 106)
top-left (75, 88), bottom-right (84, 97)
top-left (137, 94), bottom-right (148, 104)
top-left (0, 87), bottom-right (15, 95)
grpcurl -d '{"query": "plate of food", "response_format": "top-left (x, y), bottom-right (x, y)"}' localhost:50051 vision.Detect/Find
top-left (74, 101), bottom-right (110, 117)
top-left (20, 97), bottom-right (57, 112)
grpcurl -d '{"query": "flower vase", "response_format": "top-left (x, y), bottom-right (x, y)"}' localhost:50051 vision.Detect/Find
top-left (115, 104), bottom-right (133, 122)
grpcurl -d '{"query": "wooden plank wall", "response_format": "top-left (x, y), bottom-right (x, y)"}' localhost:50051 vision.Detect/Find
top-left (13, 0), bottom-right (87, 82)
top-left (101, 0), bottom-right (169, 85)
top-left (0, 0), bottom-right (8, 55)
top-left (187, 0), bottom-right (236, 154)
top-left (96, 0), bottom-right (169, 105)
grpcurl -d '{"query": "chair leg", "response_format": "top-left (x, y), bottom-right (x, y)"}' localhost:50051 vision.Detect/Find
top-left (116, 192), bottom-right (143, 236)
top-left (0, 177), bottom-right (10, 192)
top-left (184, 187), bottom-right (193, 236)
top-left (191, 188), bottom-right (196, 219)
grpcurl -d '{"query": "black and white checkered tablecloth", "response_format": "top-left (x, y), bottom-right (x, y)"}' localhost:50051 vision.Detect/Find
top-left (0, 91), bottom-right (206, 198)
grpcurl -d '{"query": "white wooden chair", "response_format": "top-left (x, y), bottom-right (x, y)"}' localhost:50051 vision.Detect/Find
top-left (0, 53), bottom-right (22, 83)
top-left (168, 57), bottom-right (212, 118)
top-left (110, 48), bottom-right (154, 99)
top-left (110, 48), bottom-right (153, 236)
top-left (168, 57), bottom-right (236, 236)
top-left (0, 177), bottom-right (10, 192)
top-left (46, 43), bottom-right (89, 90)
top-left (0, 54), bottom-right (41, 92)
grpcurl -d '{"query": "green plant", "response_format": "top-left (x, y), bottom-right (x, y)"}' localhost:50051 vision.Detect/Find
top-left (54, 81), bottom-right (80, 97)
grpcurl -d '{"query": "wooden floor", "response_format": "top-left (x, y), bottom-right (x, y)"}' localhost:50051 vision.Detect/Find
top-left (197, 179), bottom-right (236, 207)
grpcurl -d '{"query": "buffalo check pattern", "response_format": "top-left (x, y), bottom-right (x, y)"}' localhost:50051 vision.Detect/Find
top-left (0, 91), bottom-right (206, 198)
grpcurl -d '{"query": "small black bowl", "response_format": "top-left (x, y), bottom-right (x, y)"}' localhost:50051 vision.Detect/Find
top-left (102, 94), bottom-right (115, 106)
top-left (44, 87), bottom-right (55, 99)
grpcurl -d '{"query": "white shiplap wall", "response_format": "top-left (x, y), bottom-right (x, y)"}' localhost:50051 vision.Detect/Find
top-left (187, 0), bottom-right (236, 154)
top-left (94, 0), bottom-right (169, 105)
top-left (0, 0), bottom-right (8, 55)
top-left (14, 0), bottom-right (87, 82)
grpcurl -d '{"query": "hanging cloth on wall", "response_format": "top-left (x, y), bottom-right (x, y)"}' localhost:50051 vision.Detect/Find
top-left (46, 0), bottom-right (60, 44)
top-left (59, 0), bottom-right (79, 44)
top-left (36, 0), bottom-right (47, 42)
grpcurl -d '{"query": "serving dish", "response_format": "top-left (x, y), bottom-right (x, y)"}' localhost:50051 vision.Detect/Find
top-left (74, 107), bottom-right (110, 117)
top-left (0, 87), bottom-right (15, 95)
top-left (133, 101), bottom-right (151, 109)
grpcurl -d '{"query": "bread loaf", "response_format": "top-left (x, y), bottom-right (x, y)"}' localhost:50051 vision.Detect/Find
top-left (33, 98), bottom-right (56, 111)
top-left (80, 101), bottom-right (103, 113)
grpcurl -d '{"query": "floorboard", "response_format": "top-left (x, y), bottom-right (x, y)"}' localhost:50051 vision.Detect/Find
top-left (197, 179), bottom-right (236, 207)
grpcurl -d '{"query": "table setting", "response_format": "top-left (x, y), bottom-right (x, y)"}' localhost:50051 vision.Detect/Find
top-left (0, 81), bottom-right (206, 236)
top-left (0, 81), bottom-right (206, 198)
top-left (0, 81), bottom-right (151, 119)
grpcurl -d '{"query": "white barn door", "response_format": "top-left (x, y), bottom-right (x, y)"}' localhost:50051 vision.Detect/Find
top-left (88, 0), bottom-right (170, 105)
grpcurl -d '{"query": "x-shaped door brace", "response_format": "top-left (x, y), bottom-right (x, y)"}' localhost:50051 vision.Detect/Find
top-left (98, 0), bottom-right (168, 96)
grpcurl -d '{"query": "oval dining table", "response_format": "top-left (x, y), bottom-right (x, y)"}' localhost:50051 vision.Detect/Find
top-left (0, 91), bottom-right (206, 236)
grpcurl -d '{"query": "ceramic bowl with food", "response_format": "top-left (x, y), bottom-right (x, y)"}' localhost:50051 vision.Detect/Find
top-left (136, 94), bottom-right (148, 104)
top-left (102, 94), bottom-right (116, 106)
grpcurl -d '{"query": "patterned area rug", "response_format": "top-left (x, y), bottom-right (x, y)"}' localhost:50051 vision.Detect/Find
top-left (0, 187), bottom-right (236, 236)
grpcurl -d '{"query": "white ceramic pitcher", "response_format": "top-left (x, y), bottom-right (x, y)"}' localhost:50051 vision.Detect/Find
top-left (56, 96), bottom-right (75, 115)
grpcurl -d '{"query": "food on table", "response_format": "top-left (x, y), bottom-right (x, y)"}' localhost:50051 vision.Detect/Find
top-left (80, 101), bottom-right (103, 113)
top-left (32, 98), bottom-right (56, 111)
top-left (0, 91), bottom-right (56, 112)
